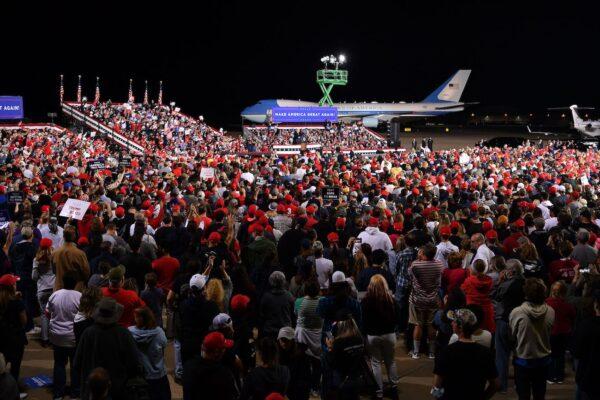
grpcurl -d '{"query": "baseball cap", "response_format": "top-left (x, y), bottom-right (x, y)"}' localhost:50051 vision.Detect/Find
top-left (265, 393), bottom-right (285, 400)
top-left (439, 226), bottom-right (451, 236)
top-left (203, 331), bottom-right (234, 351)
top-left (277, 326), bottom-right (295, 341)
top-left (447, 308), bottom-right (478, 328)
top-left (312, 241), bottom-right (324, 251)
top-left (210, 313), bottom-right (233, 330)
top-left (40, 238), bottom-right (53, 249)
top-left (485, 229), bottom-right (498, 240)
top-left (189, 274), bottom-right (208, 290)
top-left (208, 232), bottom-right (222, 242)
top-left (327, 232), bottom-right (339, 243)
top-left (230, 294), bottom-right (251, 312)
top-left (0, 274), bottom-right (20, 287)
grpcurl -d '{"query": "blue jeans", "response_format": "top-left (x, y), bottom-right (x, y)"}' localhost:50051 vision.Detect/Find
top-left (53, 345), bottom-right (79, 398)
top-left (173, 339), bottom-right (183, 379)
top-left (147, 375), bottom-right (171, 400)
top-left (495, 319), bottom-right (511, 392)
top-left (514, 363), bottom-right (547, 400)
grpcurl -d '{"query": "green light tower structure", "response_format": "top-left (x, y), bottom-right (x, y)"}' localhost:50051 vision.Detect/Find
top-left (317, 54), bottom-right (348, 106)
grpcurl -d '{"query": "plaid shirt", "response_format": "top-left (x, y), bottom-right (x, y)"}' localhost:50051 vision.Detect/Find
top-left (395, 247), bottom-right (417, 292)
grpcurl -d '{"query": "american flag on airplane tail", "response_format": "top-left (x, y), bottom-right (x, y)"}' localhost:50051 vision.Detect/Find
top-left (94, 76), bottom-right (100, 105)
top-left (59, 75), bottom-right (64, 104)
top-left (77, 75), bottom-right (82, 103)
top-left (143, 80), bottom-right (149, 105)
top-left (128, 78), bottom-right (134, 102)
top-left (158, 81), bottom-right (163, 105)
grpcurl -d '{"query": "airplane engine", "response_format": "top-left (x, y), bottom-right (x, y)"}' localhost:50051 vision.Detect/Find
top-left (361, 117), bottom-right (379, 128)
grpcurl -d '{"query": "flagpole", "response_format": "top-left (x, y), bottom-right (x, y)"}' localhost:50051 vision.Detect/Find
top-left (128, 78), bottom-right (133, 103)
top-left (59, 74), bottom-right (64, 104)
top-left (77, 75), bottom-right (82, 103)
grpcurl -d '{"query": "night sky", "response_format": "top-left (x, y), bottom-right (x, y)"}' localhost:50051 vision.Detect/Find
top-left (2, 1), bottom-right (599, 127)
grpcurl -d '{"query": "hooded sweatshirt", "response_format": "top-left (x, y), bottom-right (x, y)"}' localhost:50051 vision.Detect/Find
top-left (461, 274), bottom-right (495, 332)
top-left (509, 301), bottom-right (554, 363)
top-left (128, 326), bottom-right (168, 380)
top-left (355, 226), bottom-right (393, 253)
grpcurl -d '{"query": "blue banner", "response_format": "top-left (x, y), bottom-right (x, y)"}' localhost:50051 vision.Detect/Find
top-left (0, 96), bottom-right (24, 119)
top-left (272, 107), bottom-right (338, 123)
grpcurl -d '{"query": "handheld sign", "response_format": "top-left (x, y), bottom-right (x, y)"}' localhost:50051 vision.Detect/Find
top-left (323, 187), bottom-right (340, 201)
top-left (88, 160), bottom-right (106, 170)
top-left (119, 156), bottom-right (132, 167)
top-left (200, 167), bottom-right (215, 180)
top-left (59, 199), bottom-right (91, 220)
top-left (7, 191), bottom-right (24, 204)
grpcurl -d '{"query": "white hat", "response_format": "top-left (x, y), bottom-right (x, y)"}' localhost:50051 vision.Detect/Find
top-left (189, 274), bottom-right (207, 290)
top-left (210, 313), bottom-right (232, 330)
top-left (332, 271), bottom-right (346, 283)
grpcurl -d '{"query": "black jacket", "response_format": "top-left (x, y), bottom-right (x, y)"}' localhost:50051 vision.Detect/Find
top-left (183, 356), bottom-right (238, 400)
top-left (493, 276), bottom-right (525, 322)
top-left (239, 365), bottom-right (290, 400)
top-left (259, 288), bottom-right (294, 338)
top-left (119, 251), bottom-right (153, 290)
top-left (179, 295), bottom-right (220, 362)
top-left (73, 322), bottom-right (140, 400)
top-left (573, 316), bottom-right (600, 398)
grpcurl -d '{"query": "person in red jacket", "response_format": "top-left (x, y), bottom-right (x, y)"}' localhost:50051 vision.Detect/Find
top-left (101, 266), bottom-right (145, 327)
top-left (152, 248), bottom-right (180, 293)
top-left (461, 259), bottom-right (495, 333)
top-left (502, 220), bottom-right (525, 256)
top-left (545, 281), bottom-right (576, 384)
top-left (441, 252), bottom-right (470, 295)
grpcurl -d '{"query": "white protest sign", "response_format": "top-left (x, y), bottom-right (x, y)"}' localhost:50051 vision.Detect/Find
top-left (241, 172), bottom-right (255, 184)
top-left (59, 199), bottom-right (91, 220)
top-left (200, 167), bottom-right (215, 180)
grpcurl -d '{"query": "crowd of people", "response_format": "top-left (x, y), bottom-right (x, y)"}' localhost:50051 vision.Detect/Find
top-left (243, 125), bottom-right (386, 152)
top-left (0, 123), bottom-right (599, 400)
top-left (79, 101), bottom-right (245, 157)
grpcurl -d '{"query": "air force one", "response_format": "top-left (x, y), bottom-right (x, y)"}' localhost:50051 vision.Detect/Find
top-left (241, 70), bottom-right (473, 127)
top-left (568, 105), bottom-right (600, 137)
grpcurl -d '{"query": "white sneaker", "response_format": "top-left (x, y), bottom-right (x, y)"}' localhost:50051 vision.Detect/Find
top-left (20, 393), bottom-right (28, 399)
top-left (428, 352), bottom-right (435, 359)
top-left (411, 351), bottom-right (420, 359)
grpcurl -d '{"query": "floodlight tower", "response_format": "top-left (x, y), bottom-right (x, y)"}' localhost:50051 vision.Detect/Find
top-left (316, 54), bottom-right (348, 106)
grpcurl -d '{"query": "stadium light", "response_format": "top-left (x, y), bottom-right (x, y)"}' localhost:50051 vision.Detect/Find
top-left (82, 96), bottom-right (88, 103)
top-left (339, 54), bottom-right (346, 64)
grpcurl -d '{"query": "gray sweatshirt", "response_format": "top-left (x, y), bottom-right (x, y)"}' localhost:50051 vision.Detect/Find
top-left (509, 301), bottom-right (554, 360)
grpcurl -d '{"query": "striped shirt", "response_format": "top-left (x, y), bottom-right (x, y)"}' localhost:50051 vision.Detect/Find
top-left (409, 259), bottom-right (443, 309)
top-left (295, 296), bottom-right (323, 330)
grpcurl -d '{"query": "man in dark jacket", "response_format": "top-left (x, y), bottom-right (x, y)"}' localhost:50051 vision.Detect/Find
top-left (179, 274), bottom-right (220, 363)
top-left (243, 226), bottom-right (277, 274)
top-left (573, 289), bottom-right (600, 399)
top-left (183, 331), bottom-right (237, 400)
top-left (259, 271), bottom-right (294, 338)
top-left (119, 239), bottom-right (153, 290)
top-left (9, 226), bottom-right (37, 331)
top-left (73, 298), bottom-right (140, 400)
top-left (492, 259), bottom-right (525, 393)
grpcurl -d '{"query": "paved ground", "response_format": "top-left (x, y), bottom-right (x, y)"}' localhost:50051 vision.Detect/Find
top-left (20, 332), bottom-right (575, 400)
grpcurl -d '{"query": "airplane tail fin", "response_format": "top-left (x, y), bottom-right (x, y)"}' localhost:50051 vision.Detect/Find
top-left (570, 105), bottom-right (585, 128)
top-left (422, 70), bottom-right (471, 103)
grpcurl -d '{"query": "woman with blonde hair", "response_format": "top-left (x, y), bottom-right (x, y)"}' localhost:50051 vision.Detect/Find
top-left (205, 278), bottom-right (226, 312)
top-left (361, 274), bottom-right (400, 399)
top-left (518, 240), bottom-right (544, 278)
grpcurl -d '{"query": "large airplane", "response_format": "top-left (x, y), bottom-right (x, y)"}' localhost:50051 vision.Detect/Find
top-left (567, 105), bottom-right (600, 137)
top-left (241, 70), bottom-right (473, 127)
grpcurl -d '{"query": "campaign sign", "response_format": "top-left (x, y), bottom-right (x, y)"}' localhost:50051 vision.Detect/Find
top-left (119, 156), bottom-right (132, 167)
top-left (200, 167), bottom-right (215, 180)
top-left (88, 160), bottom-right (106, 170)
top-left (0, 96), bottom-right (24, 119)
top-left (24, 374), bottom-right (52, 388)
top-left (59, 199), bottom-right (91, 220)
top-left (272, 107), bottom-right (338, 123)
top-left (7, 191), bottom-right (24, 204)
top-left (323, 187), bottom-right (340, 201)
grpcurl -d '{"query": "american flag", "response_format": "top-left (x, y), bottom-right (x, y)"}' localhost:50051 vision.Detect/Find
top-left (94, 76), bottom-right (100, 105)
top-left (158, 81), bottom-right (163, 105)
top-left (59, 74), bottom-right (64, 104)
top-left (143, 80), bottom-right (149, 105)
top-left (128, 78), bottom-right (134, 102)
top-left (76, 75), bottom-right (82, 103)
